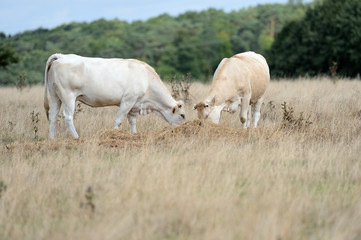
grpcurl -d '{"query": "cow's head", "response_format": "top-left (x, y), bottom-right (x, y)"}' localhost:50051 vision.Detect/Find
top-left (163, 100), bottom-right (186, 125)
top-left (193, 98), bottom-right (223, 124)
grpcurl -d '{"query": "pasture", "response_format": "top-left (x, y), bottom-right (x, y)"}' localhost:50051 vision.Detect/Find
top-left (1, 78), bottom-right (361, 239)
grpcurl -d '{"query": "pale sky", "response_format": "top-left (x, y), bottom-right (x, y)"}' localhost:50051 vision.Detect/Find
top-left (0, 0), bottom-right (311, 35)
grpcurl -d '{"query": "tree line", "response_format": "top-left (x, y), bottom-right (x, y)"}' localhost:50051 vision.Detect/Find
top-left (0, 3), bottom-right (307, 85)
top-left (1, 0), bottom-right (360, 86)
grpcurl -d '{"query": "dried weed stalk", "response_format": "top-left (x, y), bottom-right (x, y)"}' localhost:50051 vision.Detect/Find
top-left (73, 103), bottom-right (84, 120)
top-left (281, 102), bottom-right (312, 130)
top-left (30, 111), bottom-right (40, 140)
top-left (329, 61), bottom-right (338, 84)
top-left (0, 181), bottom-right (7, 200)
top-left (171, 73), bottom-right (192, 103)
top-left (262, 100), bottom-right (277, 121)
top-left (16, 73), bottom-right (26, 91)
top-left (80, 186), bottom-right (96, 214)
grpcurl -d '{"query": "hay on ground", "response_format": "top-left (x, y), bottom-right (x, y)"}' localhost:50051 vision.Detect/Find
top-left (5, 120), bottom-right (342, 151)
top-left (97, 120), bottom-right (251, 147)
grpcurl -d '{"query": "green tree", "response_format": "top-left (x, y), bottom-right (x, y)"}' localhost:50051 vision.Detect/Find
top-left (0, 43), bottom-right (18, 68)
top-left (0, 4), bottom-right (310, 85)
top-left (268, 0), bottom-right (361, 77)
top-left (174, 28), bottom-right (205, 78)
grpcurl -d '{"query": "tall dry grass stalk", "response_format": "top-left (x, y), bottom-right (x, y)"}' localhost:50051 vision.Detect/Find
top-left (1, 78), bottom-right (361, 240)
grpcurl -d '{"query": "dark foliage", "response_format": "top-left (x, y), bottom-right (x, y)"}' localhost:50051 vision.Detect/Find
top-left (267, 0), bottom-right (361, 78)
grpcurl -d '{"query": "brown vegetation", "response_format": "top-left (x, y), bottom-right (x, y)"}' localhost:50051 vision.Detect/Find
top-left (1, 78), bottom-right (361, 239)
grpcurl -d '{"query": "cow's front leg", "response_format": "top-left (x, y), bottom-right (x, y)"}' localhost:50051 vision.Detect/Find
top-left (114, 97), bottom-right (137, 129)
top-left (127, 113), bottom-right (137, 133)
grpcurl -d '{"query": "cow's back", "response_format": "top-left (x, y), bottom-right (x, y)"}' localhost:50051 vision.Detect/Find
top-left (48, 54), bottom-right (156, 107)
top-left (231, 52), bottom-right (270, 103)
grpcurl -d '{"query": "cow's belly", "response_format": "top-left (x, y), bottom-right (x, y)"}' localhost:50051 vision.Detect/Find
top-left (77, 92), bottom-right (121, 107)
top-left (76, 81), bottom-right (146, 107)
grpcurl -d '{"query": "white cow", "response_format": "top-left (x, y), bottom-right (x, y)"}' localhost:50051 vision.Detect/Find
top-left (44, 53), bottom-right (186, 139)
top-left (194, 51), bottom-right (270, 128)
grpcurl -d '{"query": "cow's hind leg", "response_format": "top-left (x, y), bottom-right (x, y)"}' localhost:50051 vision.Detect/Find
top-left (127, 113), bottom-right (137, 133)
top-left (62, 94), bottom-right (79, 138)
top-left (114, 97), bottom-right (137, 129)
top-left (240, 93), bottom-right (251, 129)
top-left (245, 105), bottom-right (252, 128)
top-left (48, 95), bottom-right (62, 139)
top-left (252, 97), bottom-right (263, 128)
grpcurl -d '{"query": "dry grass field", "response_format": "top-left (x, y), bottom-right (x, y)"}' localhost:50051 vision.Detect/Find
top-left (1, 78), bottom-right (361, 240)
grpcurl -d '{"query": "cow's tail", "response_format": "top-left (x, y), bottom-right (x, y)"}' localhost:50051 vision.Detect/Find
top-left (44, 54), bottom-right (60, 121)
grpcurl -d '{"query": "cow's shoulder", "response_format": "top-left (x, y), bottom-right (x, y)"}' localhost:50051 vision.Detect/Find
top-left (213, 58), bottom-right (231, 81)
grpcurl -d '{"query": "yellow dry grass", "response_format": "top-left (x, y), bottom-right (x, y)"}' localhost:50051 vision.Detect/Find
top-left (1, 78), bottom-right (361, 240)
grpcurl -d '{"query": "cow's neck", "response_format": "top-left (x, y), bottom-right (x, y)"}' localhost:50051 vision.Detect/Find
top-left (148, 79), bottom-right (177, 108)
top-left (207, 75), bottom-right (238, 106)
top-left (139, 98), bottom-right (173, 124)
top-left (144, 81), bottom-right (177, 122)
